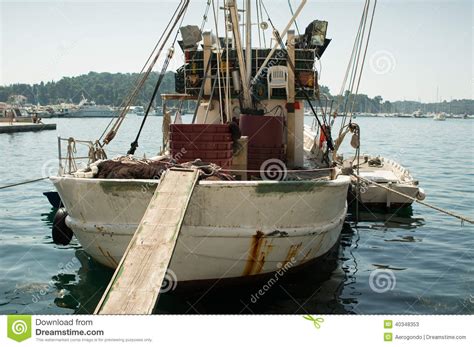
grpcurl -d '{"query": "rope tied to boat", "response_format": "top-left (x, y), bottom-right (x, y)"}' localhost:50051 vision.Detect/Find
top-left (353, 173), bottom-right (474, 225)
top-left (0, 177), bottom-right (49, 190)
top-left (66, 137), bottom-right (78, 173)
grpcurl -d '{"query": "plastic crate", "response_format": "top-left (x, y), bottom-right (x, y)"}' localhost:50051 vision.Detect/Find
top-left (170, 141), bottom-right (233, 151)
top-left (171, 149), bottom-right (233, 160)
top-left (170, 124), bottom-right (231, 134)
top-left (169, 132), bottom-right (233, 142)
top-left (248, 147), bottom-right (285, 155)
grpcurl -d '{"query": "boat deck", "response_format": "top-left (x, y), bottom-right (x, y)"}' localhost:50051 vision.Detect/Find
top-left (346, 156), bottom-right (410, 184)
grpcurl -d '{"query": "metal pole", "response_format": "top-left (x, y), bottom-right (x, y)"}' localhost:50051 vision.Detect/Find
top-left (228, 0), bottom-right (252, 109)
top-left (356, 129), bottom-right (360, 223)
top-left (57, 136), bottom-right (63, 172)
top-left (245, 0), bottom-right (252, 84)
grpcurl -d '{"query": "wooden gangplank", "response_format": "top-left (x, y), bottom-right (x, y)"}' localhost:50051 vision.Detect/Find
top-left (95, 168), bottom-right (199, 314)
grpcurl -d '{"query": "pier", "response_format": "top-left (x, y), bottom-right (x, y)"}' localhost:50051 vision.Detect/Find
top-left (0, 122), bottom-right (56, 134)
top-left (94, 168), bottom-right (199, 315)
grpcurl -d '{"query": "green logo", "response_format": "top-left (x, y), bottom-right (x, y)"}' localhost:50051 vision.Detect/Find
top-left (7, 315), bottom-right (32, 342)
top-left (384, 332), bottom-right (393, 342)
top-left (384, 320), bottom-right (393, 329)
top-left (303, 315), bottom-right (324, 329)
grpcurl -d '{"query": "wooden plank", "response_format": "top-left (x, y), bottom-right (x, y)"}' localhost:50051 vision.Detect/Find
top-left (94, 168), bottom-right (199, 315)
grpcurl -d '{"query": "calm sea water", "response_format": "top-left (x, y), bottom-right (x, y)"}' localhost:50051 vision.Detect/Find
top-left (0, 116), bottom-right (473, 314)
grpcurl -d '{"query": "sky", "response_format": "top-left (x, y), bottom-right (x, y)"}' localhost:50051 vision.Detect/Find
top-left (0, 0), bottom-right (472, 102)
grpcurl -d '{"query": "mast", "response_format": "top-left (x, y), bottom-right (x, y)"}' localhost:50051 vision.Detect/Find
top-left (245, 0), bottom-right (252, 85)
top-left (227, 0), bottom-right (252, 109)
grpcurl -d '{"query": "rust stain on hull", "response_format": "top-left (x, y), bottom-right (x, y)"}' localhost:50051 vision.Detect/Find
top-left (301, 248), bottom-right (313, 264)
top-left (243, 231), bottom-right (274, 276)
top-left (282, 242), bottom-right (302, 268)
top-left (98, 246), bottom-right (119, 268)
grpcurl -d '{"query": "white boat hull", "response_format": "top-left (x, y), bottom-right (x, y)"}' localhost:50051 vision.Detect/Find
top-left (52, 176), bottom-right (350, 282)
top-left (67, 109), bottom-right (116, 118)
top-left (302, 127), bottom-right (425, 208)
top-left (349, 157), bottom-right (426, 207)
top-left (354, 180), bottom-right (423, 207)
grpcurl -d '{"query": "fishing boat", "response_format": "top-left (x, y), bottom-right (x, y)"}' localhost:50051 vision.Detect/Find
top-left (50, 0), bottom-right (357, 283)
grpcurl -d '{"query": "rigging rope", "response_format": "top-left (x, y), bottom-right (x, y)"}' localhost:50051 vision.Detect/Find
top-left (336, 0), bottom-right (377, 151)
top-left (255, 0), bottom-right (262, 47)
top-left (340, 0), bottom-right (370, 130)
top-left (347, 0), bottom-right (373, 115)
top-left (0, 177), bottom-right (49, 190)
top-left (258, 0), bottom-right (267, 48)
top-left (127, 48), bottom-right (176, 155)
top-left (201, 0), bottom-right (212, 32)
top-left (211, 0), bottom-right (225, 123)
top-left (287, 0), bottom-right (301, 36)
top-left (350, 0), bottom-right (377, 113)
top-left (126, 1), bottom-right (190, 155)
top-left (99, 0), bottom-right (189, 147)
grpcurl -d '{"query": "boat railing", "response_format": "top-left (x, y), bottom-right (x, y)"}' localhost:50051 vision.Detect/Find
top-left (57, 136), bottom-right (106, 175)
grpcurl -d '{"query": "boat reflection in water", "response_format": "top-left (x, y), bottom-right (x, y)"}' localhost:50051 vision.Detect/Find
top-left (51, 250), bottom-right (113, 314)
top-left (347, 205), bottom-right (425, 230)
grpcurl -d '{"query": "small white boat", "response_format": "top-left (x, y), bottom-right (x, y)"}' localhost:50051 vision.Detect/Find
top-left (412, 110), bottom-right (424, 118)
top-left (345, 155), bottom-right (426, 208)
top-left (433, 112), bottom-right (446, 121)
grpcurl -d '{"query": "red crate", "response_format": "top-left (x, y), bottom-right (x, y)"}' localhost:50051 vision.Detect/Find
top-left (170, 141), bottom-right (233, 151)
top-left (170, 124), bottom-right (231, 134)
top-left (171, 149), bottom-right (233, 160)
top-left (248, 147), bottom-right (285, 155)
top-left (169, 132), bottom-right (233, 142)
top-left (247, 152), bottom-right (286, 160)
top-left (248, 143), bottom-right (286, 149)
top-left (240, 115), bottom-right (284, 148)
